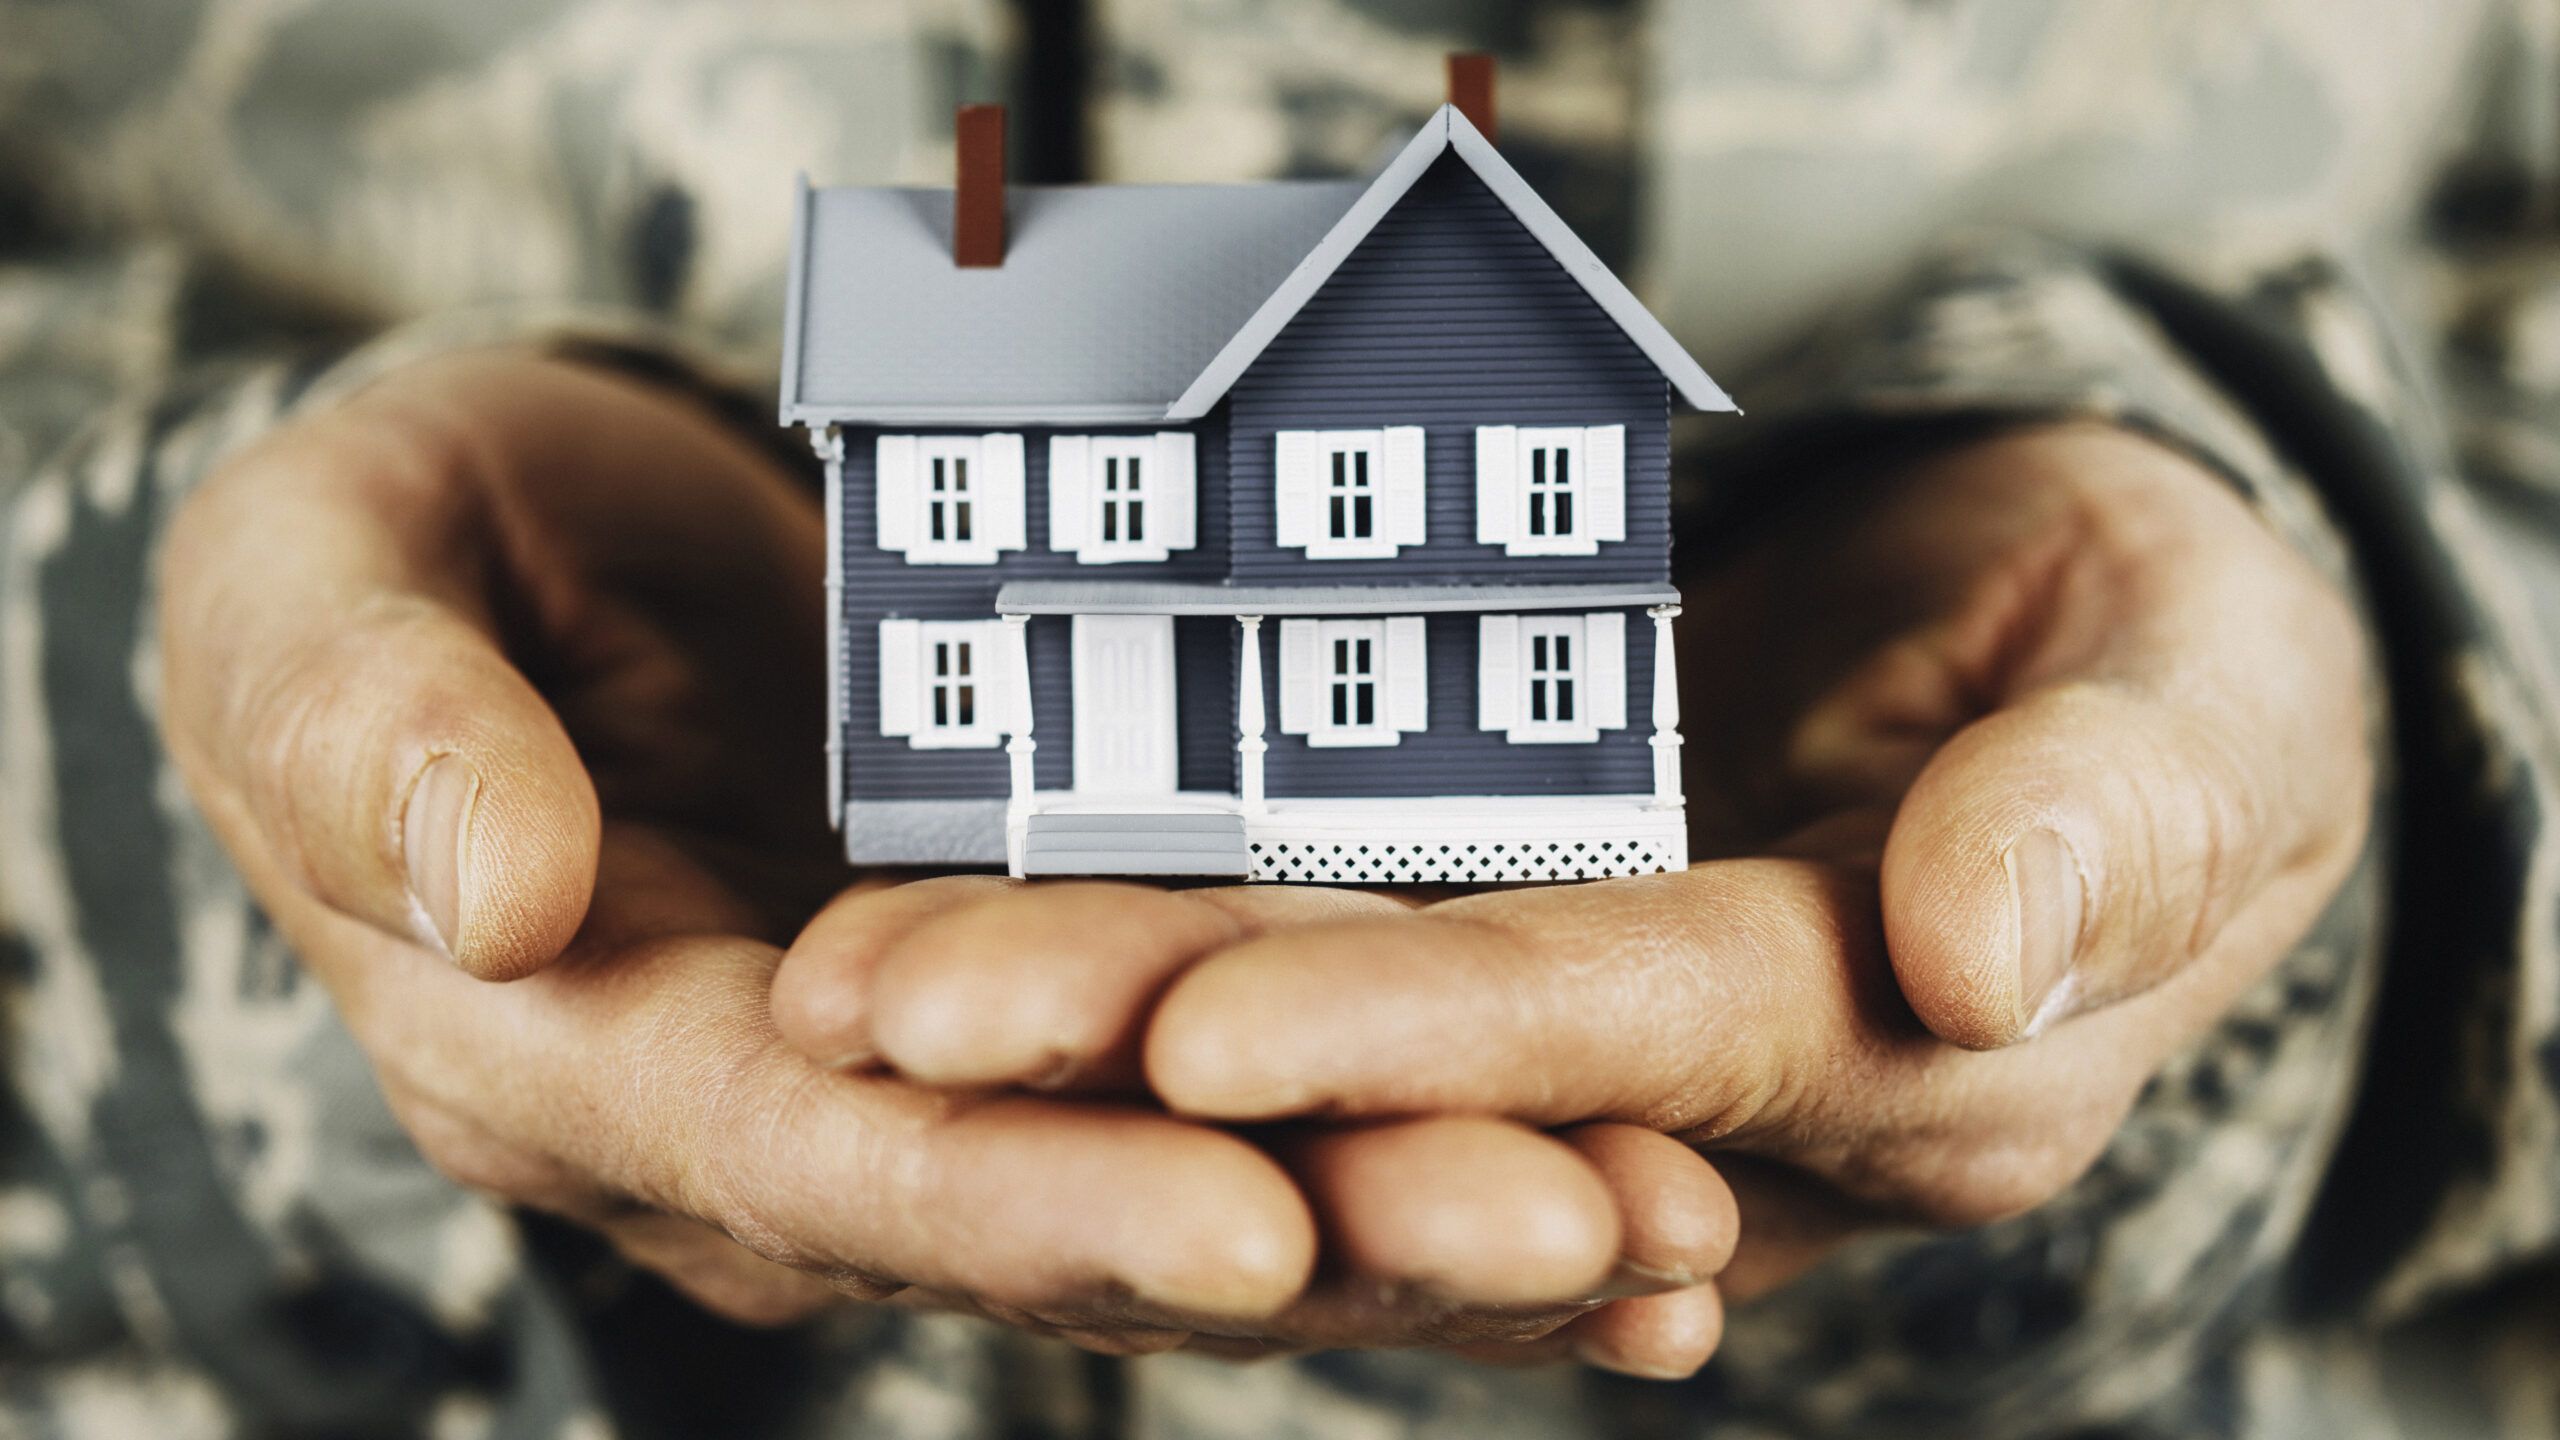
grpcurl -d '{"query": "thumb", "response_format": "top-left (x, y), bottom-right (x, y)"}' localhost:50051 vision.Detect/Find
top-left (163, 430), bottom-right (600, 982)
top-left (1871, 468), bottom-right (2368, 1049)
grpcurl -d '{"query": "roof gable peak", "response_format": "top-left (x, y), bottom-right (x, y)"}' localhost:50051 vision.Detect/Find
top-left (1166, 104), bottom-right (1735, 420)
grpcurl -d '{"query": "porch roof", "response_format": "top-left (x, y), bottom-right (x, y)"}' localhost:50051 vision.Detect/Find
top-left (992, 579), bottom-right (1679, 617)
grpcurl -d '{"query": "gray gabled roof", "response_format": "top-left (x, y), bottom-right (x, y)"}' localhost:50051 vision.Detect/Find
top-left (780, 176), bottom-right (1364, 426)
top-left (781, 105), bottom-right (1733, 426)
top-left (1166, 106), bottom-right (1735, 419)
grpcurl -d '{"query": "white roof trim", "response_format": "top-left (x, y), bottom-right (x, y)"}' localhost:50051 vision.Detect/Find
top-left (1165, 106), bottom-right (1737, 420)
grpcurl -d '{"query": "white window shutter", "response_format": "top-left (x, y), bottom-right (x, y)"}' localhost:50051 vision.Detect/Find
top-left (1277, 620), bottom-right (1320, 734)
top-left (1047, 436), bottom-right (1091, 553)
top-left (878, 619), bottom-right (922, 737)
top-left (876, 435), bottom-right (919, 552)
top-left (1274, 431), bottom-right (1319, 547)
top-left (1383, 426), bottom-right (1427, 547)
top-left (1154, 431), bottom-right (1197, 551)
top-left (1585, 424), bottom-right (1626, 543)
top-left (1475, 426), bottom-right (1517, 546)
top-left (1477, 615), bottom-right (1520, 731)
top-left (982, 434), bottom-right (1026, 551)
top-left (1385, 616), bottom-right (1429, 732)
top-left (1586, 612), bottom-right (1628, 730)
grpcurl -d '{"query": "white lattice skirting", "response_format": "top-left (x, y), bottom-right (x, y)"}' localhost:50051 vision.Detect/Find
top-left (1244, 800), bottom-right (1688, 884)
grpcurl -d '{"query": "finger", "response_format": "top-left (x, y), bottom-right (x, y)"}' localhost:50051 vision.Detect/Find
top-left (1554, 1284), bottom-right (1725, 1380)
top-left (1277, 1116), bottom-right (1620, 1308)
top-left (161, 393), bottom-right (606, 978)
top-left (1145, 860), bottom-right (1888, 1133)
top-left (768, 875), bottom-right (1018, 1070)
top-left (1556, 1125), bottom-right (1738, 1291)
top-left (859, 882), bottom-right (1408, 1091)
top-left (591, 1209), bottom-right (845, 1328)
top-left (1870, 442), bottom-right (2370, 1047)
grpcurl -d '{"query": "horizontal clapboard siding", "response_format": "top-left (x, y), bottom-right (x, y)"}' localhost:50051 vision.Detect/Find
top-left (839, 415), bottom-right (1229, 801)
top-left (1226, 154), bottom-right (1671, 586)
top-left (1260, 610), bottom-right (1654, 798)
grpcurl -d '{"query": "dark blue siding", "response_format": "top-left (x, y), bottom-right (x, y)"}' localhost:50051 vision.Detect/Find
top-left (1260, 611), bottom-right (1656, 798)
top-left (1224, 154), bottom-right (1672, 587)
top-left (838, 414), bottom-right (1229, 801)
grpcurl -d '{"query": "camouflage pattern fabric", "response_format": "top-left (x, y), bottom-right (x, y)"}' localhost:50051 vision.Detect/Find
top-left (1, 1), bottom-right (2556, 1435)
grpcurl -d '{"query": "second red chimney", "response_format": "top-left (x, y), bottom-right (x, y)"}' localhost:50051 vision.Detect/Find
top-left (954, 104), bottom-right (1006, 268)
top-left (1447, 53), bottom-right (1495, 142)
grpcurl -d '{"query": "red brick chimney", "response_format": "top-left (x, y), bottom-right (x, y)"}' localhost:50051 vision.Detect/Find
top-left (1447, 52), bottom-right (1495, 142)
top-left (954, 104), bottom-right (1006, 268)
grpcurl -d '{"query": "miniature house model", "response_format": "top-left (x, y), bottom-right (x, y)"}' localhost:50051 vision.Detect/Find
top-left (779, 74), bottom-right (1735, 883)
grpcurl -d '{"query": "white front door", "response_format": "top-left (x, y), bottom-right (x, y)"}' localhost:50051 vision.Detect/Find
top-left (1072, 615), bottom-right (1178, 796)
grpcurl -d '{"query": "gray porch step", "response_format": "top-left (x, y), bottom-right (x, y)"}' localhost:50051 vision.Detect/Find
top-left (1021, 812), bottom-right (1251, 877)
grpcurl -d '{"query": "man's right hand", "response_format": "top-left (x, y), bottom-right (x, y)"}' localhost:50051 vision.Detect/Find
top-left (155, 350), bottom-right (1736, 1371)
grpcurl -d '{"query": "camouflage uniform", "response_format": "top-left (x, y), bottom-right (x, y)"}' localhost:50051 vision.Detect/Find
top-left (2, 1), bottom-right (2556, 1435)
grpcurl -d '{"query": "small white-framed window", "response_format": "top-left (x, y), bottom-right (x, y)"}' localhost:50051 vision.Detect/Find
top-left (1273, 428), bottom-right (1426, 558)
top-left (918, 438), bottom-right (980, 556)
top-left (1047, 432), bottom-right (1195, 564)
top-left (1277, 616), bottom-right (1428, 745)
top-left (878, 619), bottom-right (1007, 749)
top-left (873, 434), bottom-right (1024, 565)
top-left (1476, 612), bottom-right (1627, 745)
top-left (1314, 620), bottom-right (1391, 746)
top-left (1513, 428), bottom-right (1586, 555)
top-left (1089, 437), bottom-right (1154, 559)
top-left (1516, 616), bottom-right (1590, 741)
top-left (1472, 424), bottom-right (1625, 557)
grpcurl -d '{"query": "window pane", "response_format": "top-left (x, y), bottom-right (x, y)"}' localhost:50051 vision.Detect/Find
top-left (1332, 451), bottom-right (1346, 489)
top-left (1330, 495), bottom-right (1347, 538)
top-left (1356, 682), bottom-right (1374, 726)
top-left (955, 502), bottom-right (972, 542)
top-left (930, 457), bottom-right (945, 492)
top-left (1531, 449), bottom-right (1546, 486)
top-left (1557, 679), bottom-right (1575, 723)
top-left (1529, 491), bottom-right (1547, 536)
top-left (1353, 494), bottom-right (1372, 539)
top-left (1128, 501), bottom-right (1144, 542)
top-left (1102, 503), bottom-right (1118, 542)
top-left (954, 642), bottom-right (971, 677)
top-left (1332, 683), bottom-right (1348, 726)
top-left (1334, 638), bottom-right (1348, 672)
top-left (959, 685), bottom-right (975, 727)
top-left (1556, 635), bottom-right (1572, 669)
top-left (933, 689), bottom-right (949, 726)
top-left (1556, 493), bottom-right (1573, 536)
top-left (951, 457), bottom-right (968, 493)
top-left (1555, 449), bottom-right (1569, 486)
top-left (1531, 680), bottom-right (1548, 722)
top-left (1354, 451), bottom-right (1369, 487)
top-left (930, 504), bottom-right (946, 542)
top-left (934, 643), bottom-right (949, 677)
top-left (1532, 635), bottom-right (1548, 669)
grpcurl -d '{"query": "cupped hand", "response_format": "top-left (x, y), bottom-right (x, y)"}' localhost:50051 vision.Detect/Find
top-left (770, 423), bottom-right (2372, 1304)
top-left (158, 350), bottom-right (1735, 1368)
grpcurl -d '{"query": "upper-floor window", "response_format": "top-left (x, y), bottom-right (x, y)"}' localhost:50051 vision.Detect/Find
top-left (920, 437), bottom-right (979, 551)
top-left (1476, 612), bottom-right (1630, 745)
top-left (1049, 432), bottom-right (1197, 564)
top-left (1474, 424), bottom-right (1628, 557)
top-left (1274, 428), bottom-right (1426, 559)
top-left (1277, 616), bottom-right (1428, 746)
top-left (877, 619), bottom-right (1008, 748)
top-left (874, 434), bottom-right (1025, 565)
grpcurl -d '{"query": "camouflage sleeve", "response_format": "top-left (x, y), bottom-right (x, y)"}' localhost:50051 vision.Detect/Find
top-left (1678, 227), bottom-right (2560, 1438)
top-left (0, 279), bottom-right (828, 1436)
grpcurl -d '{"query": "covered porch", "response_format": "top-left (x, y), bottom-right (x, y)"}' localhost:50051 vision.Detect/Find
top-left (990, 580), bottom-right (1690, 884)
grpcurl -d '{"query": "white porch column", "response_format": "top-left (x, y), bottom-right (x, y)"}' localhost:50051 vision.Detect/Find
top-left (1002, 614), bottom-right (1036, 874)
top-left (1647, 604), bottom-right (1683, 811)
top-left (1237, 616), bottom-right (1268, 814)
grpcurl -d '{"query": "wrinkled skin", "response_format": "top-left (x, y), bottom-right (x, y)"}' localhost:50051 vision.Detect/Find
top-left (770, 420), bottom-right (2373, 1321)
top-left (160, 352), bottom-right (2367, 1380)
top-left (158, 353), bottom-right (1739, 1374)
